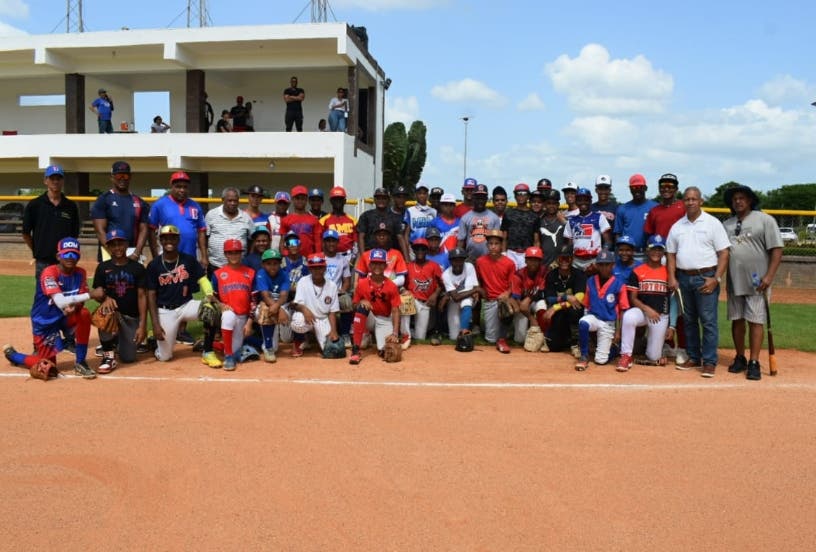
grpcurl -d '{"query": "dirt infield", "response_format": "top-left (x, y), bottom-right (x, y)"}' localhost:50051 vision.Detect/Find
top-left (1, 315), bottom-right (815, 551)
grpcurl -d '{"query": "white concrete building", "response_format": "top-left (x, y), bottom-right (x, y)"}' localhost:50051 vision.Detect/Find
top-left (0, 23), bottom-right (386, 200)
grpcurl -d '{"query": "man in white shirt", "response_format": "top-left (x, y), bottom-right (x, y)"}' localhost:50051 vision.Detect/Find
top-left (205, 187), bottom-right (255, 276)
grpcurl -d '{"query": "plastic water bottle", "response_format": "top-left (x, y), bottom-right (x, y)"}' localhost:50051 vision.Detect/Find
top-left (752, 272), bottom-right (761, 290)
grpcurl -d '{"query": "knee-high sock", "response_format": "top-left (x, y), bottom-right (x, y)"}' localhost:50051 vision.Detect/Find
top-left (351, 310), bottom-right (368, 348)
top-left (73, 307), bottom-right (91, 363)
top-left (222, 329), bottom-right (234, 357)
top-left (536, 310), bottom-right (550, 334)
top-left (260, 324), bottom-right (275, 350)
top-left (460, 305), bottom-right (472, 331)
top-left (203, 323), bottom-right (216, 353)
top-left (579, 320), bottom-right (590, 357)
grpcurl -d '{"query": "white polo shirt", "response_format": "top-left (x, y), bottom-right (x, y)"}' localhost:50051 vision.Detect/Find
top-left (666, 211), bottom-right (730, 270)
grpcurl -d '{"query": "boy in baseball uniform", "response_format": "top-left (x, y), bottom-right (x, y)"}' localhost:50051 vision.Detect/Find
top-left (290, 253), bottom-right (341, 357)
top-left (349, 249), bottom-right (401, 365)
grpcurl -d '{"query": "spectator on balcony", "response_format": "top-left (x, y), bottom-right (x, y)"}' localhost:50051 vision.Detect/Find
top-left (328, 88), bottom-right (349, 132)
top-left (230, 96), bottom-right (249, 131)
top-left (283, 76), bottom-right (305, 132)
top-left (245, 102), bottom-right (255, 131)
top-left (216, 110), bottom-right (231, 133)
top-left (90, 88), bottom-right (114, 134)
top-left (204, 92), bottom-right (214, 132)
top-left (151, 116), bottom-right (170, 133)
top-left (318, 119), bottom-right (328, 132)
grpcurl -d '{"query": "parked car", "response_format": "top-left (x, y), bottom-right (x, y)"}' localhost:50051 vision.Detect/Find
top-left (0, 202), bottom-right (23, 233)
top-left (779, 227), bottom-right (797, 244)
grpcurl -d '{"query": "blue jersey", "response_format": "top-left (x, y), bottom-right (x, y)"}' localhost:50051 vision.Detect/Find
top-left (613, 259), bottom-right (642, 284)
top-left (432, 215), bottom-right (460, 252)
top-left (614, 200), bottom-right (658, 250)
top-left (92, 97), bottom-right (113, 120)
top-left (427, 249), bottom-right (451, 271)
top-left (90, 190), bottom-right (149, 246)
top-left (583, 274), bottom-right (630, 322)
top-left (148, 195), bottom-right (206, 257)
top-left (253, 266), bottom-right (291, 302)
top-left (32, 265), bottom-right (88, 330)
top-left (242, 252), bottom-right (263, 273)
top-left (403, 204), bottom-right (437, 243)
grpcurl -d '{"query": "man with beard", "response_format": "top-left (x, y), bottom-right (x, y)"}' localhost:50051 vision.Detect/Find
top-left (614, 174), bottom-right (657, 261)
top-left (537, 189), bottom-right (567, 268)
top-left (457, 184), bottom-right (501, 262)
top-left (644, 173), bottom-right (685, 241)
top-left (501, 183), bottom-right (540, 269)
top-left (91, 161), bottom-right (150, 264)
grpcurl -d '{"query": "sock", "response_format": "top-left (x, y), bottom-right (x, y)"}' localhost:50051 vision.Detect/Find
top-left (260, 324), bottom-right (275, 350)
top-left (461, 306), bottom-right (472, 330)
top-left (579, 320), bottom-right (590, 357)
top-left (352, 311), bottom-right (367, 347)
top-left (293, 333), bottom-right (304, 346)
top-left (10, 351), bottom-right (28, 365)
top-left (222, 328), bottom-right (234, 357)
top-left (203, 324), bottom-right (215, 353)
top-left (75, 344), bottom-right (88, 364)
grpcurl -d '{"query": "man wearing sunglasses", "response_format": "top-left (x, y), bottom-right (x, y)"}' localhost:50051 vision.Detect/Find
top-left (91, 161), bottom-right (150, 263)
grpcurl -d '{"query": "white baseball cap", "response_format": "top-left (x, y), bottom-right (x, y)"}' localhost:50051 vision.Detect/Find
top-left (595, 174), bottom-right (612, 187)
top-left (440, 193), bottom-right (457, 204)
top-left (562, 182), bottom-right (577, 192)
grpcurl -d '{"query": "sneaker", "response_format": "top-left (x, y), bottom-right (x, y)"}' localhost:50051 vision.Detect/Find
top-left (176, 330), bottom-right (195, 345)
top-left (616, 354), bottom-right (633, 372)
top-left (4, 343), bottom-right (18, 366)
top-left (201, 351), bottom-right (222, 368)
top-left (676, 359), bottom-right (702, 371)
top-left (575, 356), bottom-right (589, 371)
top-left (675, 348), bottom-right (689, 365)
top-left (701, 364), bottom-right (716, 378)
top-left (63, 336), bottom-right (76, 354)
top-left (472, 325), bottom-right (481, 336)
top-left (95, 345), bottom-right (104, 357)
top-left (74, 361), bottom-right (96, 379)
top-left (539, 339), bottom-right (550, 353)
top-left (291, 342), bottom-right (304, 358)
top-left (400, 334), bottom-right (412, 350)
top-left (430, 333), bottom-right (442, 346)
top-left (136, 342), bottom-right (150, 354)
top-left (349, 351), bottom-right (362, 365)
top-left (97, 351), bottom-right (117, 374)
top-left (570, 344), bottom-right (582, 359)
top-left (746, 360), bottom-right (761, 381)
top-left (262, 347), bottom-right (277, 363)
top-left (191, 339), bottom-right (205, 353)
top-left (223, 355), bottom-right (237, 371)
top-left (343, 334), bottom-right (352, 349)
top-left (496, 339), bottom-right (511, 354)
top-left (728, 354), bottom-right (748, 374)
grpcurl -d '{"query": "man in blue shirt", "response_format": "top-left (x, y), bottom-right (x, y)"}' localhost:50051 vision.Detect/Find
top-left (91, 161), bottom-right (150, 262)
top-left (614, 173), bottom-right (658, 261)
top-left (148, 171), bottom-right (208, 266)
top-left (90, 88), bottom-right (114, 134)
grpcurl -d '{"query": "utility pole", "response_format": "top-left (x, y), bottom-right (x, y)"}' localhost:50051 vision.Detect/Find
top-left (312, 0), bottom-right (328, 22)
top-left (66, 0), bottom-right (84, 33)
top-left (461, 116), bottom-right (470, 182)
top-left (187, 0), bottom-right (211, 27)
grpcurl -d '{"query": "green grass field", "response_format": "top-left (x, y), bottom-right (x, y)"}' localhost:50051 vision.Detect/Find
top-left (0, 274), bottom-right (812, 352)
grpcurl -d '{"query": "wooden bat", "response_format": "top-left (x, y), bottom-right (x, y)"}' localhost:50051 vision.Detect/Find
top-left (763, 290), bottom-right (777, 376)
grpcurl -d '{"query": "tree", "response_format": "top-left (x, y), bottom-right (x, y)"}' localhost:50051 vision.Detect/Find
top-left (382, 120), bottom-right (427, 196)
top-left (763, 183), bottom-right (816, 210)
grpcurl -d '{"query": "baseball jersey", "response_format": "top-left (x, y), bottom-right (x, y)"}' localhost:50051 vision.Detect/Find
top-left (442, 262), bottom-right (479, 295)
top-left (613, 259), bottom-right (642, 284)
top-left (627, 264), bottom-right (670, 315)
top-left (32, 265), bottom-right (88, 328)
top-left (280, 212), bottom-right (322, 256)
top-left (293, 275), bottom-right (339, 318)
top-left (353, 277), bottom-right (401, 317)
top-left (148, 195), bottom-right (207, 257)
top-left (583, 275), bottom-right (630, 321)
top-left (92, 259), bottom-right (146, 318)
top-left (431, 215), bottom-right (460, 252)
top-left (242, 252), bottom-right (263, 273)
top-left (253, 266), bottom-right (291, 302)
top-left (427, 249), bottom-right (451, 271)
top-left (403, 204), bottom-right (437, 243)
top-left (644, 200), bottom-right (685, 240)
top-left (544, 268), bottom-right (587, 305)
top-left (614, 199), bottom-right (658, 250)
top-left (245, 209), bottom-right (269, 224)
top-left (457, 209), bottom-right (502, 259)
top-left (266, 212), bottom-right (286, 251)
top-left (406, 260), bottom-right (442, 302)
top-left (320, 213), bottom-right (358, 254)
top-left (510, 266), bottom-right (547, 301)
top-left (212, 264), bottom-right (255, 316)
top-left (146, 253), bottom-right (205, 308)
top-left (324, 253), bottom-right (352, 289)
top-left (564, 211), bottom-right (610, 259)
top-left (355, 248), bottom-right (408, 282)
top-left (453, 203), bottom-right (472, 219)
top-left (90, 190), bottom-right (149, 247)
top-left (591, 199), bottom-right (619, 224)
top-left (282, 256), bottom-right (309, 297)
top-left (475, 254), bottom-right (516, 300)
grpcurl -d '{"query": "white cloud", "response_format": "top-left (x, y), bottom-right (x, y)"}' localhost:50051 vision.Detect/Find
top-left (431, 78), bottom-right (507, 108)
top-left (333, 0), bottom-right (448, 10)
top-left (566, 116), bottom-right (638, 155)
top-left (385, 95), bottom-right (420, 125)
top-left (0, 0), bottom-right (28, 18)
top-left (517, 92), bottom-right (545, 112)
top-left (0, 20), bottom-right (26, 36)
top-left (546, 43), bottom-right (673, 115)
top-left (758, 74), bottom-right (816, 106)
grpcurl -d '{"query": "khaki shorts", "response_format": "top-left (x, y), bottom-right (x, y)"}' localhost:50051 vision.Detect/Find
top-left (727, 294), bottom-right (767, 324)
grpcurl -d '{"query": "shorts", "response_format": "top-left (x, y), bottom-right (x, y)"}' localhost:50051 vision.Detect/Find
top-left (727, 293), bottom-right (767, 324)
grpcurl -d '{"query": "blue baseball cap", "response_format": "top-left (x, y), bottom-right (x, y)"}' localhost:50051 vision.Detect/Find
top-left (251, 224), bottom-right (270, 238)
top-left (274, 191), bottom-right (291, 203)
top-left (616, 235), bottom-right (636, 248)
top-left (595, 250), bottom-right (615, 264)
top-left (105, 229), bottom-right (128, 243)
top-left (575, 187), bottom-right (592, 198)
top-left (368, 248), bottom-right (388, 263)
top-left (322, 229), bottom-right (340, 240)
top-left (647, 235), bottom-right (667, 249)
top-left (463, 177), bottom-right (477, 189)
top-left (309, 188), bottom-right (324, 199)
top-left (44, 165), bottom-right (64, 178)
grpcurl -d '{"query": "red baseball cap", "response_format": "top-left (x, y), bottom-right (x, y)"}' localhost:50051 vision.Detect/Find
top-left (513, 183), bottom-right (530, 193)
top-left (524, 246), bottom-right (543, 259)
top-left (170, 171), bottom-right (190, 183)
top-left (629, 174), bottom-right (647, 187)
top-left (329, 186), bottom-right (347, 199)
top-left (223, 238), bottom-right (244, 253)
top-left (291, 185), bottom-right (309, 197)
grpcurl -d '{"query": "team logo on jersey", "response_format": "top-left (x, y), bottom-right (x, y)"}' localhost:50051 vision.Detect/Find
top-left (220, 272), bottom-right (229, 279)
top-left (606, 293), bottom-right (616, 304)
top-left (189, 208), bottom-right (199, 219)
top-left (324, 296), bottom-right (332, 305)
top-left (413, 277), bottom-right (432, 293)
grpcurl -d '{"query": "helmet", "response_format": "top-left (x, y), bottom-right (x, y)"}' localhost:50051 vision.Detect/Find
top-left (223, 239), bottom-right (244, 253)
top-left (238, 345), bottom-right (260, 363)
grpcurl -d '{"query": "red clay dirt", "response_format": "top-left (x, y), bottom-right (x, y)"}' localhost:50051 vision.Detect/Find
top-left (1, 313), bottom-right (814, 551)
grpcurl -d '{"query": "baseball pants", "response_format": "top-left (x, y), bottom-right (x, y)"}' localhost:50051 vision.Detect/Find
top-left (512, 299), bottom-right (547, 343)
top-left (578, 313), bottom-right (616, 364)
top-left (221, 310), bottom-right (249, 357)
top-left (505, 250), bottom-right (527, 270)
top-left (290, 312), bottom-right (332, 351)
top-left (99, 313), bottom-right (141, 363)
top-left (482, 299), bottom-right (510, 344)
top-left (155, 300), bottom-right (200, 361)
top-left (621, 309), bottom-right (669, 361)
top-left (446, 297), bottom-right (475, 339)
top-left (366, 313), bottom-right (394, 351)
top-left (400, 298), bottom-right (432, 340)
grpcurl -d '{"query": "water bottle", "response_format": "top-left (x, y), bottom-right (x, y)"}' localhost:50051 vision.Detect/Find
top-left (752, 272), bottom-right (761, 290)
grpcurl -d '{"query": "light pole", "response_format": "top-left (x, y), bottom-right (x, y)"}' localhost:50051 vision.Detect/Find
top-left (461, 116), bottom-right (470, 182)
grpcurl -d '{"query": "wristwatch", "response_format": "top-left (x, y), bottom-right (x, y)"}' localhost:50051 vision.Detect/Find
top-left (715, 276), bottom-right (722, 283)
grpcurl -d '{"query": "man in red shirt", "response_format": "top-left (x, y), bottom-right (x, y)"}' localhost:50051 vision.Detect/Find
top-left (644, 173), bottom-right (685, 241)
top-left (475, 229), bottom-right (517, 353)
top-left (280, 185), bottom-right (322, 256)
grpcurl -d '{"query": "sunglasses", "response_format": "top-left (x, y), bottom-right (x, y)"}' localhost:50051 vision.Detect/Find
top-left (113, 174), bottom-right (131, 181)
top-left (734, 221), bottom-right (742, 236)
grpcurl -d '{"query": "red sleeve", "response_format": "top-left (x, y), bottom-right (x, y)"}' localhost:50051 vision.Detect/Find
top-left (582, 279), bottom-right (592, 309)
top-left (40, 265), bottom-right (61, 296)
top-left (279, 215), bottom-right (290, 235)
top-left (355, 255), bottom-right (369, 276)
top-left (644, 209), bottom-right (655, 235)
top-left (393, 250), bottom-right (408, 274)
top-left (510, 272), bottom-right (523, 297)
top-left (78, 268), bottom-right (89, 294)
top-left (312, 219), bottom-right (322, 253)
top-left (617, 282), bottom-right (630, 313)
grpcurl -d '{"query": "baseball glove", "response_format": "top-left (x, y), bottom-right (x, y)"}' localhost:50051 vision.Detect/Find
top-left (383, 335), bottom-right (402, 363)
top-left (322, 337), bottom-right (347, 359)
top-left (30, 358), bottom-right (58, 381)
top-left (497, 298), bottom-right (515, 320)
top-left (523, 325), bottom-right (545, 352)
top-left (91, 305), bottom-right (119, 334)
top-left (256, 303), bottom-right (277, 325)
top-left (455, 330), bottom-right (474, 352)
top-left (399, 293), bottom-right (417, 316)
top-left (338, 293), bottom-right (353, 313)
top-left (198, 299), bottom-right (222, 327)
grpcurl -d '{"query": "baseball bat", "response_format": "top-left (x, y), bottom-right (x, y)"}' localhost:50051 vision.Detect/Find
top-left (763, 290), bottom-right (777, 376)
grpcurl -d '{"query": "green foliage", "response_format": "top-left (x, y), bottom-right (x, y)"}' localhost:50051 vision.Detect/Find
top-left (763, 183), bottom-right (816, 210)
top-left (382, 120), bottom-right (427, 196)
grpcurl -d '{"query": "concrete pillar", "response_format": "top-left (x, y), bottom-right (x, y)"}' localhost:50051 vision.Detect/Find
top-left (190, 172), bottom-right (209, 212)
top-left (65, 73), bottom-right (85, 134)
top-left (186, 70), bottom-right (206, 133)
top-left (347, 66), bottom-right (358, 138)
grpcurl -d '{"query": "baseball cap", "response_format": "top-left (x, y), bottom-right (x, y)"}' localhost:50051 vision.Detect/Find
top-left (291, 185), bottom-right (308, 197)
top-left (262, 249), bottom-right (283, 261)
top-left (416, 184), bottom-right (429, 192)
top-left (322, 229), bottom-right (340, 240)
top-left (562, 182), bottom-right (578, 192)
top-left (236, 95), bottom-right (244, 102)
top-left (44, 165), bottom-right (64, 178)
top-left (485, 229), bottom-right (504, 240)
top-left (159, 225), bottom-right (180, 236)
top-left (542, 189), bottom-right (561, 202)
top-left (309, 188), bottom-right (324, 199)
top-left (524, 246), bottom-right (543, 259)
top-left (429, 187), bottom-right (444, 197)
top-left (647, 235), bottom-right (667, 250)
top-left (393, 185), bottom-right (408, 196)
top-left (57, 237), bottom-right (81, 259)
top-left (98, 88), bottom-right (106, 94)
top-left (616, 235), bottom-right (636, 248)
top-left (329, 186), bottom-right (347, 199)
top-left (105, 229), bottom-right (128, 243)
top-left (537, 178), bottom-right (552, 190)
top-left (557, 243), bottom-right (573, 258)
top-left (595, 175), bottom-right (612, 187)
top-left (223, 238), bottom-right (244, 253)
top-left (425, 227), bottom-right (442, 239)
top-left (448, 247), bottom-right (468, 260)
top-left (658, 173), bottom-right (679, 186)
top-left (170, 171), bottom-right (190, 183)
top-left (628, 174), bottom-right (647, 188)
top-left (513, 183), bottom-right (531, 193)
top-left (242, 185), bottom-right (265, 196)
top-left (306, 253), bottom-right (327, 267)
top-left (274, 191), bottom-right (291, 203)
top-left (251, 224), bottom-right (270, 238)
top-left (595, 250), bottom-right (615, 264)
top-left (575, 187), bottom-right (593, 198)
top-left (373, 187), bottom-right (389, 197)
top-left (283, 231), bottom-right (299, 245)
top-left (463, 178), bottom-right (477, 189)
top-left (374, 222), bottom-right (392, 234)
top-left (411, 238), bottom-right (430, 248)
top-left (368, 248), bottom-right (388, 263)
top-left (473, 184), bottom-right (489, 196)
top-left (440, 193), bottom-right (457, 204)
top-left (111, 161), bottom-right (131, 175)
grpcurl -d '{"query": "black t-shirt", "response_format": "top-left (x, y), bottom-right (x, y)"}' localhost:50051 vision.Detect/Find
top-left (544, 268), bottom-right (587, 304)
top-left (92, 259), bottom-right (147, 317)
top-left (22, 193), bottom-right (80, 263)
top-left (357, 209), bottom-right (403, 251)
top-left (500, 208), bottom-right (539, 250)
top-left (230, 104), bottom-right (248, 127)
top-left (216, 119), bottom-right (230, 132)
top-left (538, 216), bottom-right (566, 267)
top-left (284, 87), bottom-right (304, 114)
top-left (146, 253), bottom-right (205, 308)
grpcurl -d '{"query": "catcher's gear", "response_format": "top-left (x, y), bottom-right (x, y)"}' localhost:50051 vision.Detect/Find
top-left (338, 293), bottom-right (353, 313)
top-left (322, 337), bottom-right (346, 359)
top-left (91, 305), bottom-right (120, 334)
top-left (30, 358), bottom-right (58, 380)
top-left (399, 293), bottom-right (417, 316)
top-left (198, 299), bottom-right (222, 327)
top-left (523, 325), bottom-right (545, 352)
top-left (238, 345), bottom-right (260, 363)
top-left (497, 298), bottom-right (515, 320)
top-left (255, 303), bottom-right (278, 325)
top-left (455, 330), bottom-right (474, 352)
top-left (383, 335), bottom-right (402, 363)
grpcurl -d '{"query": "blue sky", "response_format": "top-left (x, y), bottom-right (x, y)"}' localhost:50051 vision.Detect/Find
top-left (2, 0), bottom-right (815, 199)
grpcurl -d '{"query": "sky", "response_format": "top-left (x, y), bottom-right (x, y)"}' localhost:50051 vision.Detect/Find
top-left (1, 0), bottom-right (815, 199)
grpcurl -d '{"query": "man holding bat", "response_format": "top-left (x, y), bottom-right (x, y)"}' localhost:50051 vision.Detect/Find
top-left (722, 185), bottom-right (783, 380)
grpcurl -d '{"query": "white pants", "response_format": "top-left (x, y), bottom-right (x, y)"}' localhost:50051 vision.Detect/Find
top-left (290, 311), bottom-right (332, 351)
top-left (367, 312), bottom-right (394, 351)
top-left (400, 298), bottom-right (431, 340)
top-left (621, 309), bottom-right (669, 361)
top-left (446, 297), bottom-right (474, 339)
top-left (579, 313), bottom-right (616, 364)
top-left (221, 310), bottom-right (249, 356)
top-left (512, 299), bottom-right (547, 342)
top-left (155, 300), bottom-right (201, 361)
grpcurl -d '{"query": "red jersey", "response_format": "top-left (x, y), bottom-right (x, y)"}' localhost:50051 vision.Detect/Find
top-left (320, 213), bottom-right (358, 254)
top-left (644, 200), bottom-right (685, 240)
top-left (213, 264), bottom-right (255, 316)
top-left (510, 266), bottom-right (548, 300)
top-left (406, 260), bottom-right (442, 302)
top-left (475, 254), bottom-right (516, 300)
top-left (453, 203), bottom-right (473, 219)
top-left (280, 212), bottom-right (322, 256)
top-left (627, 263), bottom-right (670, 314)
top-left (353, 277), bottom-right (401, 317)
top-left (355, 248), bottom-right (408, 281)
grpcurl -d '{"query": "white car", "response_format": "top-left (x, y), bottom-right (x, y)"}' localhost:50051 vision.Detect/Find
top-left (779, 227), bottom-right (797, 244)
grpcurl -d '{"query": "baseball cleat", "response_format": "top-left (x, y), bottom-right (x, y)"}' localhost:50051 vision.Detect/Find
top-left (74, 361), bottom-right (96, 379)
top-left (201, 351), bottom-right (222, 368)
